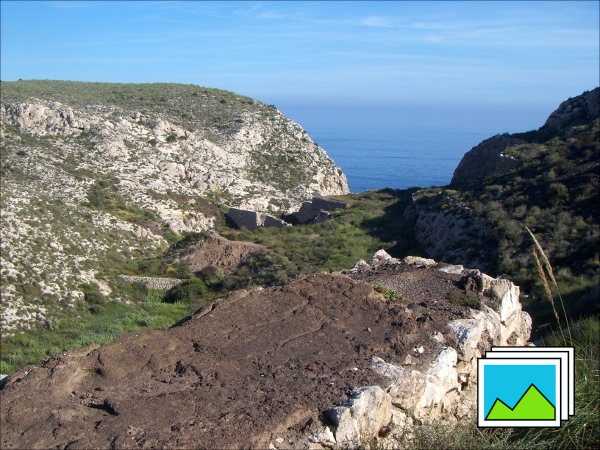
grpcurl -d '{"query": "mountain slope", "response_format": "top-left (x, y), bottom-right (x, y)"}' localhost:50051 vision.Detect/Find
top-left (0, 80), bottom-right (349, 332)
top-left (408, 87), bottom-right (599, 328)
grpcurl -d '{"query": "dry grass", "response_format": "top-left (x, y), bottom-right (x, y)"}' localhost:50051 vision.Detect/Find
top-left (526, 227), bottom-right (572, 342)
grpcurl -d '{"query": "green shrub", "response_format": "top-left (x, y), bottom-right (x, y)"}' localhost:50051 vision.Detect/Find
top-left (447, 291), bottom-right (480, 309)
top-left (165, 278), bottom-right (208, 304)
top-left (79, 282), bottom-right (106, 306)
top-left (143, 289), bottom-right (165, 305)
top-left (372, 282), bottom-right (405, 302)
top-left (505, 316), bottom-right (600, 449)
top-left (547, 182), bottom-right (570, 206)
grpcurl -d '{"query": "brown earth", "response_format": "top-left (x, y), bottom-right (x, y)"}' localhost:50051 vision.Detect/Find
top-left (165, 231), bottom-right (267, 275)
top-left (0, 265), bottom-right (476, 449)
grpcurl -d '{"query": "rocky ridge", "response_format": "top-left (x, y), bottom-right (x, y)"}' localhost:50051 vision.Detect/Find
top-left (0, 81), bottom-right (349, 331)
top-left (0, 252), bottom-right (531, 449)
top-left (413, 88), bottom-right (599, 275)
top-left (451, 87), bottom-right (599, 186)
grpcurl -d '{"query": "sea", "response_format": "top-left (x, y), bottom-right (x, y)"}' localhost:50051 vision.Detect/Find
top-left (309, 128), bottom-right (492, 193)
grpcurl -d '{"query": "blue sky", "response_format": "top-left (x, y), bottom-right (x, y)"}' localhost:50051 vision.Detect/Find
top-left (1, 1), bottom-right (598, 133)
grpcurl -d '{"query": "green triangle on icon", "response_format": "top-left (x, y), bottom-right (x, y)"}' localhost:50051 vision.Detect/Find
top-left (486, 384), bottom-right (555, 420)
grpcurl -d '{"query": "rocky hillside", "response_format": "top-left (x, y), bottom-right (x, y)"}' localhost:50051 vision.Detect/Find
top-left (408, 87), bottom-right (599, 327)
top-left (451, 87), bottom-right (599, 185)
top-left (0, 80), bottom-right (348, 332)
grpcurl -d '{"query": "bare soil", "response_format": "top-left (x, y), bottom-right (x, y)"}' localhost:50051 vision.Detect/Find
top-left (167, 231), bottom-right (267, 275)
top-left (1, 265), bottom-right (475, 449)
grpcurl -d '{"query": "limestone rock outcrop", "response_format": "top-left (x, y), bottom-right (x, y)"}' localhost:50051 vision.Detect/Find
top-left (324, 386), bottom-right (392, 447)
top-left (1, 96), bottom-right (349, 214)
top-left (540, 87), bottom-right (599, 137)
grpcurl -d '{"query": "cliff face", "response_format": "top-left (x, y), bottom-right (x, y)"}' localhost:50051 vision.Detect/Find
top-left (449, 134), bottom-right (525, 186)
top-left (1, 82), bottom-right (349, 214)
top-left (405, 201), bottom-right (495, 273)
top-left (0, 81), bottom-right (348, 331)
top-left (539, 87), bottom-right (600, 137)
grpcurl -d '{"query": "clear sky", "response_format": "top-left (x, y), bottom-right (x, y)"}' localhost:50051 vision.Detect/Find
top-left (1, 1), bottom-right (598, 134)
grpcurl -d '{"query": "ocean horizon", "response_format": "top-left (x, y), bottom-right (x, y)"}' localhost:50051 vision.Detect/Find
top-left (309, 127), bottom-right (492, 193)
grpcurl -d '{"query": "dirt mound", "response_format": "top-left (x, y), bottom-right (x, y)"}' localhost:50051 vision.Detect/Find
top-left (167, 231), bottom-right (267, 275)
top-left (0, 269), bottom-right (475, 449)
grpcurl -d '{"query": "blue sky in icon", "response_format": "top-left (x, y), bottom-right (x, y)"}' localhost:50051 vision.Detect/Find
top-left (483, 364), bottom-right (557, 417)
top-left (1, 1), bottom-right (598, 134)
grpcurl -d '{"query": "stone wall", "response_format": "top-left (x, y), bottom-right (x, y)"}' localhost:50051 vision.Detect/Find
top-left (120, 275), bottom-right (184, 291)
top-left (263, 214), bottom-right (290, 228)
top-left (228, 196), bottom-right (345, 230)
top-left (227, 207), bottom-right (263, 231)
top-left (312, 197), bottom-right (347, 212)
top-left (292, 196), bottom-right (346, 224)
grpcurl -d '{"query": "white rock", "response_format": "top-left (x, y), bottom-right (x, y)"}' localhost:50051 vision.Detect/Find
top-left (414, 347), bottom-right (458, 418)
top-left (369, 249), bottom-right (399, 265)
top-left (371, 357), bottom-right (426, 410)
top-left (326, 386), bottom-right (392, 447)
top-left (438, 264), bottom-right (464, 274)
top-left (430, 331), bottom-right (445, 344)
top-left (308, 426), bottom-right (336, 446)
top-left (350, 259), bottom-right (369, 272)
top-left (403, 256), bottom-right (437, 267)
top-left (447, 319), bottom-right (484, 361)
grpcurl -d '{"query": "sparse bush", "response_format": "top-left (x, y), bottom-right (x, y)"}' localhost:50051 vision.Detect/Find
top-left (165, 277), bottom-right (208, 304)
top-left (547, 182), bottom-right (570, 205)
top-left (43, 317), bottom-right (60, 331)
top-left (446, 291), bottom-right (480, 309)
top-left (80, 282), bottom-right (106, 306)
top-left (372, 282), bottom-right (405, 302)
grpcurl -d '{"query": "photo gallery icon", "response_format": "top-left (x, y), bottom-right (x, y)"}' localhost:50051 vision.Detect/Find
top-left (477, 346), bottom-right (574, 428)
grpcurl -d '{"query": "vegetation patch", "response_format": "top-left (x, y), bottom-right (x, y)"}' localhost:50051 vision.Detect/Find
top-left (414, 117), bottom-right (599, 331)
top-left (446, 291), bottom-right (480, 310)
top-left (372, 282), bottom-right (405, 302)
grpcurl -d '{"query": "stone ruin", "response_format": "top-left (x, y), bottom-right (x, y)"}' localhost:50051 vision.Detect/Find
top-left (291, 197), bottom-right (347, 224)
top-left (226, 207), bottom-right (264, 231)
top-left (303, 251), bottom-right (533, 448)
top-left (227, 208), bottom-right (290, 231)
top-left (227, 196), bottom-right (347, 230)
